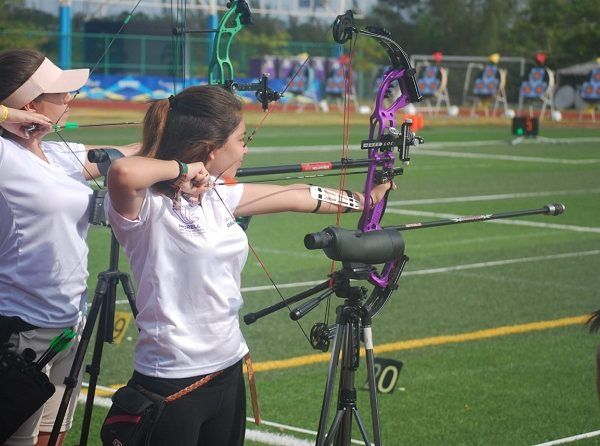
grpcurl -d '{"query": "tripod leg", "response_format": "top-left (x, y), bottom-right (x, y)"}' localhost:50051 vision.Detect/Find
top-left (119, 273), bottom-right (138, 318)
top-left (78, 273), bottom-right (119, 446)
top-left (316, 322), bottom-right (346, 446)
top-left (323, 409), bottom-right (346, 446)
top-left (363, 319), bottom-right (382, 446)
top-left (352, 408), bottom-right (371, 445)
top-left (337, 316), bottom-right (359, 445)
top-left (47, 275), bottom-right (110, 446)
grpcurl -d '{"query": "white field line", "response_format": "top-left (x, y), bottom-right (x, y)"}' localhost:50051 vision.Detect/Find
top-left (388, 188), bottom-right (600, 206)
top-left (183, 249), bottom-right (598, 295)
top-left (416, 148), bottom-right (600, 164)
top-left (116, 249), bottom-right (600, 300)
top-left (245, 430), bottom-right (313, 445)
top-left (78, 391), bottom-right (365, 445)
top-left (531, 429), bottom-right (600, 446)
top-left (250, 137), bottom-right (600, 154)
top-left (385, 208), bottom-right (600, 233)
top-left (394, 250), bottom-right (600, 276)
top-left (246, 419), bottom-right (367, 445)
top-left (115, 248), bottom-right (600, 304)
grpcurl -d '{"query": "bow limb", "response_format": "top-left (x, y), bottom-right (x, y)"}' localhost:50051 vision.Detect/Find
top-left (207, 1), bottom-right (283, 111)
top-left (208, 0), bottom-right (252, 85)
top-left (332, 10), bottom-right (422, 311)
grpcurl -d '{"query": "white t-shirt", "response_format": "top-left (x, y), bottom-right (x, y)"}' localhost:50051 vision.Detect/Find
top-left (0, 138), bottom-right (91, 327)
top-left (105, 183), bottom-right (249, 378)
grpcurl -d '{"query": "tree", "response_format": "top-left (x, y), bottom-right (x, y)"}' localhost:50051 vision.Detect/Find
top-left (0, 0), bottom-right (55, 52)
top-left (370, 0), bottom-right (599, 67)
top-left (506, 0), bottom-right (600, 67)
top-left (369, 0), bottom-right (517, 56)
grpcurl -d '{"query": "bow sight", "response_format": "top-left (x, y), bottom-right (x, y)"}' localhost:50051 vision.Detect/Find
top-left (360, 118), bottom-right (424, 202)
top-left (223, 74), bottom-right (283, 111)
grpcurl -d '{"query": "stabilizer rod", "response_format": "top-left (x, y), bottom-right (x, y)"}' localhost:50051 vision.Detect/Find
top-left (244, 280), bottom-right (331, 325)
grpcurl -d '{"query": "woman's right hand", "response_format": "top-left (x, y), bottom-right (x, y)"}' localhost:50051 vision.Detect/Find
top-left (179, 161), bottom-right (212, 199)
top-left (0, 107), bottom-right (53, 138)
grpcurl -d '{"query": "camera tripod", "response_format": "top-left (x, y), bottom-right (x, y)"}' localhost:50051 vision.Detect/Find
top-left (309, 263), bottom-right (386, 446)
top-left (49, 219), bottom-right (137, 446)
top-left (244, 237), bottom-right (407, 446)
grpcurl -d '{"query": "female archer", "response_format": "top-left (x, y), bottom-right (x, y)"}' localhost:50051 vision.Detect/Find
top-left (0, 48), bottom-right (137, 446)
top-left (104, 84), bottom-right (394, 445)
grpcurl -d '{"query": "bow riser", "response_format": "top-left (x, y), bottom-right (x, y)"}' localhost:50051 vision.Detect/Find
top-left (360, 150), bottom-right (394, 232)
top-left (369, 68), bottom-right (414, 139)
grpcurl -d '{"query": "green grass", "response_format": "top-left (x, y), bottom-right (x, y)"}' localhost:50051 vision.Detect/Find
top-left (60, 117), bottom-right (600, 445)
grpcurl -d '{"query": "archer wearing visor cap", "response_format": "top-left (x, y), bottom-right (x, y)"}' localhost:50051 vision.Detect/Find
top-left (0, 49), bottom-right (138, 446)
top-left (2, 57), bottom-right (89, 109)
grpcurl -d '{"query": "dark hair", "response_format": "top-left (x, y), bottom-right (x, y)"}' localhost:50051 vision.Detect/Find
top-left (141, 85), bottom-right (243, 193)
top-left (0, 49), bottom-right (45, 105)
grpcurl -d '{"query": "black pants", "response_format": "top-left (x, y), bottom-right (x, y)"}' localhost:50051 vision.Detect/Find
top-left (130, 360), bottom-right (246, 446)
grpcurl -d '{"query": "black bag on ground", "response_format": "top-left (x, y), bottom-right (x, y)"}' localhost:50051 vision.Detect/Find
top-left (0, 315), bottom-right (56, 444)
top-left (0, 349), bottom-right (56, 444)
top-left (100, 385), bottom-right (165, 446)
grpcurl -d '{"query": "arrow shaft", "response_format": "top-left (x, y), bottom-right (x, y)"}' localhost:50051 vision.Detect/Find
top-left (386, 204), bottom-right (565, 231)
top-left (235, 158), bottom-right (372, 177)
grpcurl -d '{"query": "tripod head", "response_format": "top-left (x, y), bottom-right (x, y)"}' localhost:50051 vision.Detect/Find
top-left (87, 148), bottom-right (124, 227)
top-left (88, 147), bottom-right (124, 176)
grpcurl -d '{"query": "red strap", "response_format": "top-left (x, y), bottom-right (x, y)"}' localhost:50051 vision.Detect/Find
top-left (104, 414), bottom-right (142, 425)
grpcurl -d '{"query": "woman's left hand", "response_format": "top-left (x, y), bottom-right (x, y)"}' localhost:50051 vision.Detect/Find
top-left (370, 181), bottom-right (396, 206)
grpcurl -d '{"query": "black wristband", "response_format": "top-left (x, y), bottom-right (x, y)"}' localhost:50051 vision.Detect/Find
top-left (310, 183), bottom-right (322, 213)
top-left (312, 198), bottom-right (322, 213)
top-left (343, 190), bottom-right (354, 213)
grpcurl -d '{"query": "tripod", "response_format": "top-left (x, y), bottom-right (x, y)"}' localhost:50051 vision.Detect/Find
top-left (314, 264), bottom-right (384, 446)
top-left (48, 227), bottom-right (137, 446)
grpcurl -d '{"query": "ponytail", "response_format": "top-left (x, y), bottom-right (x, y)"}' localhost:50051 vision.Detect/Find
top-left (140, 98), bottom-right (170, 159)
top-left (140, 85), bottom-right (243, 194)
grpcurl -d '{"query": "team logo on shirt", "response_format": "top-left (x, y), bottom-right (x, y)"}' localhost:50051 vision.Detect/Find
top-left (172, 202), bottom-right (205, 235)
top-left (178, 222), bottom-right (204, 235)
top-left (172, 205), bottom-right (196, 225)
